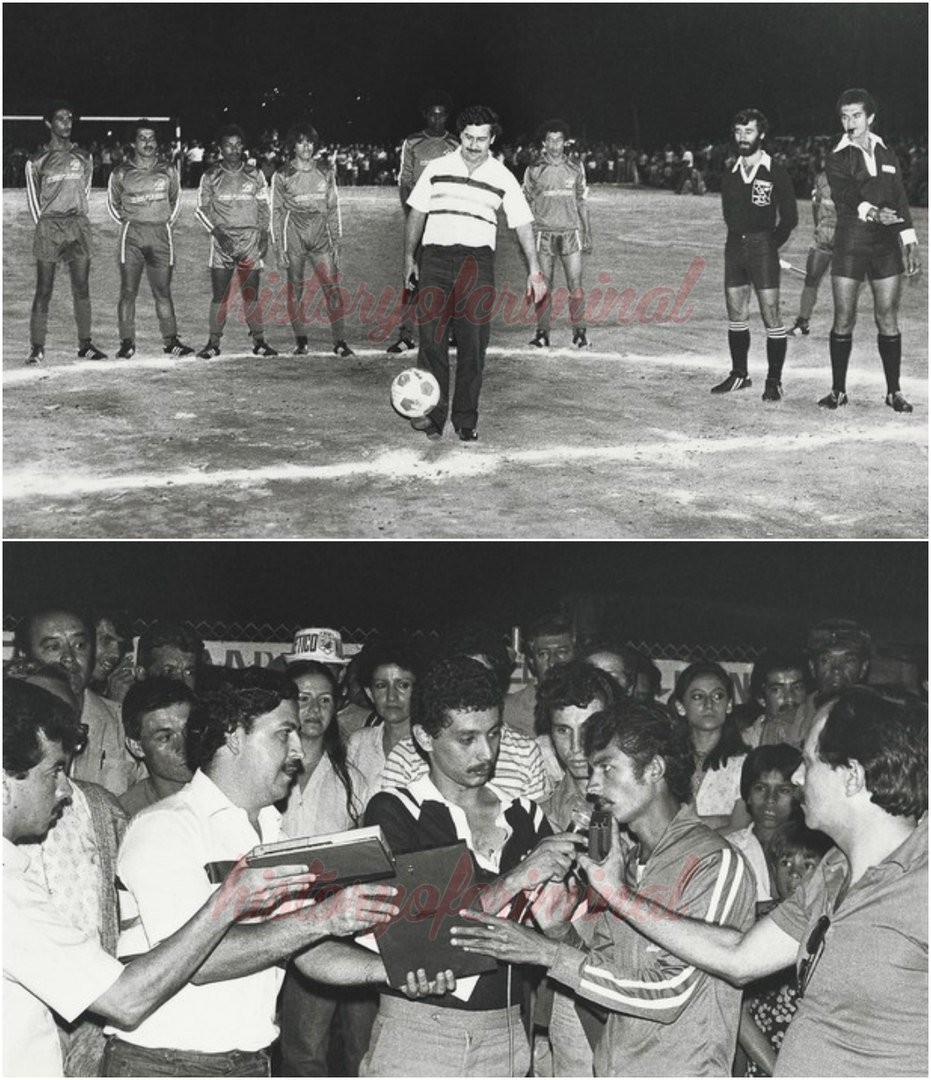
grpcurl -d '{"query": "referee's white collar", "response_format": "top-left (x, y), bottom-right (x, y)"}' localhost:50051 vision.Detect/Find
top-left (731, 150), bottom-right (772, 173)
top-left (834, 131), bottom-right (886, 153)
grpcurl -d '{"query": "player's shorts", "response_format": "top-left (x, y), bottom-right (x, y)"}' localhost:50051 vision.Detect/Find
top-left (208, 227), bottom-right (266, 270)
top-left (33, 215), bottom-right (92, 263)
top-left (283, 213), bottom-right (335, 262)
top-left (724, 231), bottom-right (779, 290)
top-left (119, 221), bottom-right (174, 270)
top-left (535, 229), bottom-right (582, 257)
top-left (831, 226), bottom-right (904, 282)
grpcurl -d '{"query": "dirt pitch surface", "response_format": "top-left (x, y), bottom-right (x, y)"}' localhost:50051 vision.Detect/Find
top-left (3, 187), bottom-right (926, 538)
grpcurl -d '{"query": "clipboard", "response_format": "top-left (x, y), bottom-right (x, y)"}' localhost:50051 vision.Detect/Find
top-left (374, 842), bottom-right (498, 985)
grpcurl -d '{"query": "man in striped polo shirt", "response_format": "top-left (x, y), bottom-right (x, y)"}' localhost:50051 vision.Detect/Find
top-left (404, 105), bottom-right (547, 442)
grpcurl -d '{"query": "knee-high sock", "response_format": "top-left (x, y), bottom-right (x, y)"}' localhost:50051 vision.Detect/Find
top-left (877, 333), bottom-right (902, 395)
top-left (155, 298), bottom-right (178, 341)
top-left (74, 298), bottom-right (92, 341)
top-left (30, 310), bottom-right (50, 347)
top-left (208, 301), bottom-right (225, 340)
top-left (728, 321), bottom-right (750, 375)
top-left (766, 326), bottom-right (787, 381)
top-left (569, 287), bottom-right (585, 330)
top-left (829, 331), bottom-right (853, 393)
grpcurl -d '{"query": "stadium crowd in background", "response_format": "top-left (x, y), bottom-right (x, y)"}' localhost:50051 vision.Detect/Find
top-left (2, 595), bottom-right (926, 1077)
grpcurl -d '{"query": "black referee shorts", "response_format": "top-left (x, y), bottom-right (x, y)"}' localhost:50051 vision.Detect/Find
top-left (724, 231), bottom-right (780, 290)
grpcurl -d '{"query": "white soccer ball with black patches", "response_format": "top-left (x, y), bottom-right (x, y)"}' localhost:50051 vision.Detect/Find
top-left (390, 367), bottom-right (441, 419)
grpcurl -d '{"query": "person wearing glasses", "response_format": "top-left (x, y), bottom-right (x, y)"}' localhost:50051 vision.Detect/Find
top-left (456, 686), bottom-right (926, 1076)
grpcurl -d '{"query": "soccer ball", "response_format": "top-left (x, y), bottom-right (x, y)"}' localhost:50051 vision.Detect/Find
top-left (390, 367), bottom-right (441, 419)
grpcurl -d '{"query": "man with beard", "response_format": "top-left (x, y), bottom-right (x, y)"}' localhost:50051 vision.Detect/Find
top-left (713, 109), bottom-right (797, 400)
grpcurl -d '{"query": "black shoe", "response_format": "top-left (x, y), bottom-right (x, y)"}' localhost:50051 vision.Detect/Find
top-left (163, 337), bottom-right (195, 357)
top-left (77, 340), bottom-right (107, 360)
top-left (789, 317), bottom-right (810, 337)
top-left (572, 328), bottom-right (590, 348)
top-left (529, 330), bottom-right (550, 348)
top-left (455, 427), bottom-right (478, 442)
top-left (410, 416), bottom-right (441, 441)
top-left (885, 391), bottom-right (914, 413)
top-left (196, 342), bottom-right (221, 359)
top-left (387, 334), bottom-right (416, 354)
top-left (292, 337), bottom-right (309, 355)
top-left (252, 339), bottom-right (278, 357)
top-left (818, 389), bottom-right (848, 409)
top-left (116, 339), bottom-right (136, 359)
top-left (711, 371), bottom-right (752, 393)
top-left (25, 345), bottom-right (44, 366)
top-left (333, 340), bottom-right (355, 357)
top-left (762, 379), bottom-right (783, 402)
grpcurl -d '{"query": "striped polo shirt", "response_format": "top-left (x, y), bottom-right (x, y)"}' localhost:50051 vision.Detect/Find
top-left (381, 722), bottom-right (552, 803)
top-left (407, 148), bottom-right (533, 250)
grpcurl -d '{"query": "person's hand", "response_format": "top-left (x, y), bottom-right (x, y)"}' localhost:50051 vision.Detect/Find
top-left (527, 270), bottom-right (547, 304)
top-left (106, 655), bottom-right (137, 704)
top-left (397, 967), bottom-right (457, 998)
top-left (526, 881), bottom-right (584, 933)
top-left (214, 858), bottom-right (318, 922)
top-left (450, 911), bottom-right (558, 967)
top-left (304, 882), bottom-right (400, 936)
top-left (403, 256), bottom-right (418, 294)
top-left (276, 246), bottom-right (290, 270)
top-left (905, 243), bottom-right (922, 278)
top-left (508, 832), bottom-right (586, 893)
top-left (212, 228), bottom-right (236, 257)
top-left (581, 235), bottom-right (593, 254)
top-left (576, 816), bottom-right (630, 905)
top-left (257, 230), bottom-right (270, 261)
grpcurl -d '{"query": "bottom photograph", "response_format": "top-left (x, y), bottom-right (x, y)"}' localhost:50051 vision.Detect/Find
top-left (2, 541), bottom-right (927, 1079)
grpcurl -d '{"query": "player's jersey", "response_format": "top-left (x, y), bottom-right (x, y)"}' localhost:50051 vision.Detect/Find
top-left (398, 129), bottom-right (459, 192)
top-left (522, 154), bottom-right (588, 231)
top-left (107, 160), bottom-right (180, 225)
top-left (25, 143), bottom-right (92, 222)
top-left (270, 161), bottom-right (341, 246)
top-left (720, 151), bottom-right (797, 247)
top-left (195, 161), bottom-right (269, 233)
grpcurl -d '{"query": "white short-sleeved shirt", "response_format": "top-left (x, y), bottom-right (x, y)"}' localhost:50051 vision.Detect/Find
top-left (3, 837), bottom-right (124, 1078)
top-left (694, 754), bottom-right (746, 818)
top-left (112, 770), bottom-right (285, 1052)
top-left (407, 149), bottom-right (533, 249)
top-left (726, 825), bottom-right (772, 902)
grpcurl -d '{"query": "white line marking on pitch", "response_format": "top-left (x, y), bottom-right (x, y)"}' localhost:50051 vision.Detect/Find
top-left (3, 426), bottom-right (922, 501)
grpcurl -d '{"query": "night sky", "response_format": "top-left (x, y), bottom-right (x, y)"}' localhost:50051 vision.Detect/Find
top-left (4, 4), bottom-right (927, 146)
top-left (2, 542), bottom-right (926, 649)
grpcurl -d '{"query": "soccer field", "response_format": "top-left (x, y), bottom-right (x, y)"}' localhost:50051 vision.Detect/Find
top-left (2, 186), bottom-right (927, 538)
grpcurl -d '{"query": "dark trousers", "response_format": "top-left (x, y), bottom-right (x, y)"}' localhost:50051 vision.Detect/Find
top-left (101, 1037), bottom-right (270, 1077)
top-left (417, 244), bottom-right (495, 431)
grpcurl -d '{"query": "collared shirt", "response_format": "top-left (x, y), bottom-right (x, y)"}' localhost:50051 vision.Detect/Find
top-left (827, 132), bottom-right (917, 246)
top-left (721, 150), bottom-right (798, 247)
top-left (407, 149), bottom-right (534, 249)
top-left (112, 770), bottom-right (284, 1052)
top-left (71, 688), bottom-right (145, 796)
top-left (279, 754), bottom-right (369, 838)
top-left (107, 159), bottom-right (181, 225)
top-left (3, 837), bottom-right (124, 1078)
top-left (768, 816), bottom-right (927, 1076)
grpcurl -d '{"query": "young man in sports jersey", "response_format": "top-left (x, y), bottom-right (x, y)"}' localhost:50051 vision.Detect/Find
top-left (451, 699), bottom-right (756, 1076)
top-left (24, 103), bottom-right (107, 365)
top-left (194, 125), bottom-right (277, 358)
top-left (523, 119), bottom-right (592, 348)
top-left (386, 91), bottom-right (459, 354)
top-left (821, 88), bottom-right (921, 412)
top-left (714, 109), bottom-right (797, 401)
top-left (107, 121), bottom-right (194, 358)
top-left (270, 123), bottom-right (354, 357)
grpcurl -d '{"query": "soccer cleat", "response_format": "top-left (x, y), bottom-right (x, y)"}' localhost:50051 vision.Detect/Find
top-left (762, 379), bottom-right (783, 402)
top-left (116, 339), bottom-right (136, 359)
top-left (455, 427), bottom-right (478, 442)
top-left (410, 416), bottom-right (441, 441)
top-left (25, 345), bottom-right (44, 366)
top-left (885, 391), bottom-right (914, 413)
top-left (529, 330), bottom-right (550, 348)
top-left (788, 317), bottom-right (810, 337)
top-left (572, 328), bottom-right (590, 348)
top-left (77, 340), bottom-right (107, 360)
top-left (386, 334), bottom-right (416, 354)
top-left (711, 371), bottom-right (752, 394)
top-left (333, 340), bottom-right (355, 358)
top-left (818, 390), bottom-right (848, 409)
top-left (292, 337), bottom-right (309, 355)
top-left (163, 337), bottom-right (195, 357)
top-left (196, 342), bottom-right (222, 359)
top-left (252, 339), bottom-right (278, 357)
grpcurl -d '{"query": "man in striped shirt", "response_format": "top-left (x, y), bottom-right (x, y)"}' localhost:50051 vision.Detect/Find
top-left (107, 121), bottom-right (193, 359)
top-left (404, 105), bottom-right (547, 442)
top-left (452, 699), bottom-right (755, 1075)
top-left (24, 103), bottom-right (107, 365)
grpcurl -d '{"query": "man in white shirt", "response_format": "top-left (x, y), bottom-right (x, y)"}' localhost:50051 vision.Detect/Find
top-left (404, 104), bottom-right (546, 442)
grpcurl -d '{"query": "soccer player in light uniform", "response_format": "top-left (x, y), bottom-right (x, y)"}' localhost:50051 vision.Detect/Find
top-left (194, 125), bottom-right (277, 358)
top-left (714, 109), bottom-right (797, 401)
top-left (820, 88), bottom-right (921, 412)
top-left (24, 103), bottom-right (107, 365)
top-left (271, 124), bottom-right (354, 357)
top-left (788, 155), bottom-right (835, 337)
top-left (523, 119), bottom-right (592, 348)
top-left (107, 121), bottom-right (194, 359)
top-left (386, 91), bottom-right (459, 354)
